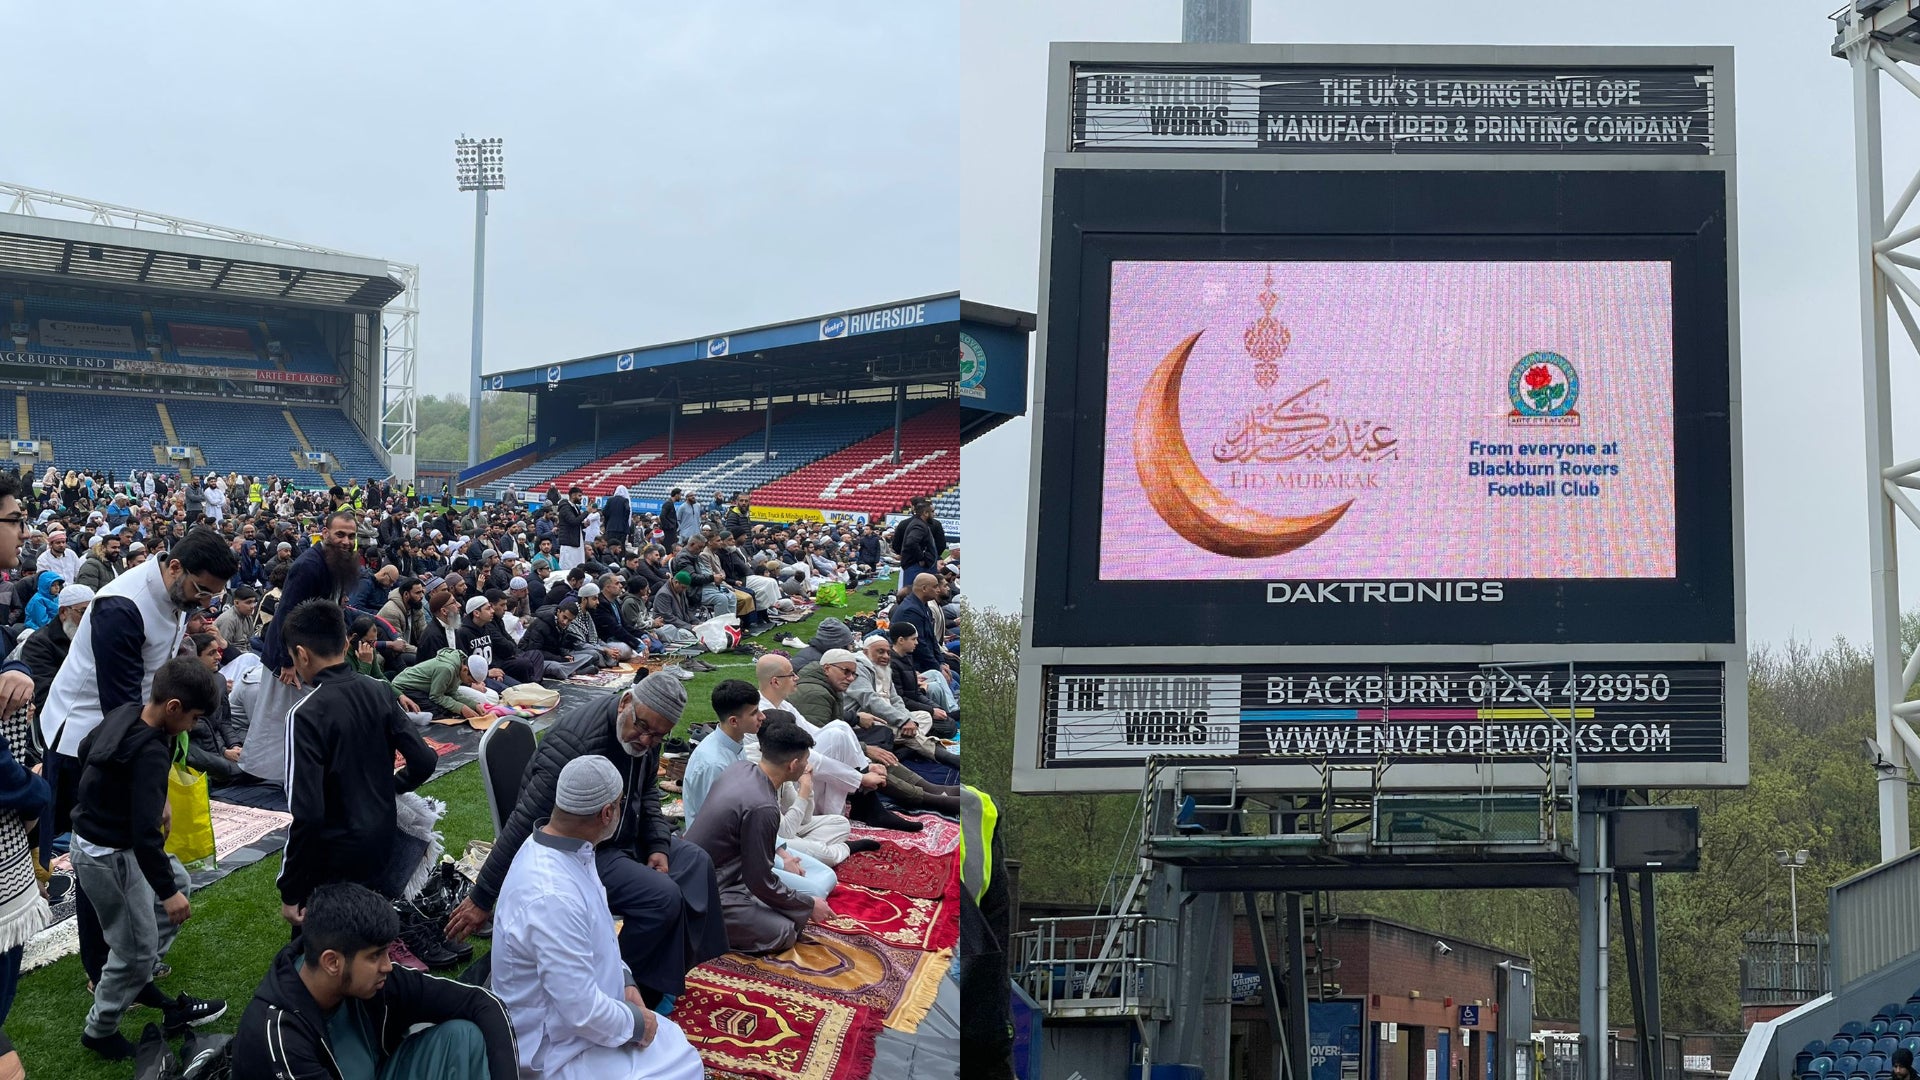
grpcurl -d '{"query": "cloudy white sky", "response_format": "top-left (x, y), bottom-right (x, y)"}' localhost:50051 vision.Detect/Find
top-left (960, 0), bottom-right (1920, 650)
top-left (7, 1), bottom-right (953, 391)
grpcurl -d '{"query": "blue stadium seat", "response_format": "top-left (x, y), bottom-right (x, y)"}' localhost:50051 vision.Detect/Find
top-left (1830, 1040), bottom-right (1856, 1059)
top-left (1809, 1056), bottom-right (1836, 1077)
top-left (1893, 1021), bottom-right (1913, 1038)
top-left (1844, 1022), bottom-right (1870, 1037)
top-left (1862, 1055), bottom-right (1886, 1076)
top-left (1851, 1039), bottom-right (1878, 1057)
top-left (1874, 1038), bottom-right (1897, 1058)
top-left (1836, 1054), bottom-right (1860, 1075)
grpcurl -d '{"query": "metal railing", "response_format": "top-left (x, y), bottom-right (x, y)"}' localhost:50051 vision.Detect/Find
top-left (1011, 913), bottom-right (1178, 1018)
top-left (1739, 932), bottom-right (1830, 1003)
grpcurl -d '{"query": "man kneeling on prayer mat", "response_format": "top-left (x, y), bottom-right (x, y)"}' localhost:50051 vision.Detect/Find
top-left (494, 756), bottom-right (707, 1080)
top-left (446, 671), bottom-right (727, 1008)
top-left (684, 714), bottom-right (835, 954)
top-left (232, 882), bottom-right (517, 1079)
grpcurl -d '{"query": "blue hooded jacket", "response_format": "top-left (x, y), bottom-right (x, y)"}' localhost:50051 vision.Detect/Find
top-left (24, 572), bottom-right (63, 631)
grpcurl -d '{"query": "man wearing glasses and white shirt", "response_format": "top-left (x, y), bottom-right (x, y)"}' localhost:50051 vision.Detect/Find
top-left (36, 525), bottom-right (237, 1017)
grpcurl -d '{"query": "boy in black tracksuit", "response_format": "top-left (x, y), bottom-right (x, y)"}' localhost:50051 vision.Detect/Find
top-left (71, 657), bottom-right (230, 1060)
top-left (276, 600), bottom-right (439, 928)
top-left (234, 883), bottom-right (517, 1080)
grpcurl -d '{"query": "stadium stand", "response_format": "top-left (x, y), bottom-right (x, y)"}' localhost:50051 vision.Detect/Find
top-left (11, 390), bottom-right (167, 480)
top-left (476, 444), bottom-right (602, 502)
top-left (613, 402), bottom-right (907, 506)
top-left (154, 399), bottom-right (384, 483)
top-left (931, 485), bottom-right (959, 523)
top-left (538, 409), bottom-right (768, 498)
top-left (7, 294), bottom-right (343, 377)
top-left (746, 400), bottom-right (959, 518)
top-left (1793, 996), bottom-right (1920, 1080)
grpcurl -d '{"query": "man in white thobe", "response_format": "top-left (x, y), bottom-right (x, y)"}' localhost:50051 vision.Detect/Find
top-left (493, 756), bottom-right (704, 1080)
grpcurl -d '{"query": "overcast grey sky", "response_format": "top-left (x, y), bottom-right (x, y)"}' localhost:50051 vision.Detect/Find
top-left (7, 1), bottom-right (952, 392)
top-left (960, 0), bottom-right (1920, 650)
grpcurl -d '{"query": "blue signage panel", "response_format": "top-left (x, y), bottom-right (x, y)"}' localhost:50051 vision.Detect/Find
top-left (495, 295), bottom-right (962, 389)
top-left (957, 319), bottom-right (1029, 416)
top-left (1310, 1001), bottom-right (1364, 1080)
top-left (1460, 1004), bottom-right (1480, 1027)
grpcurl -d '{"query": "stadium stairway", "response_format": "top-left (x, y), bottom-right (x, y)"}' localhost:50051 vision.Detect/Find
top-left (280, 409), bottom-right (334, 487)
top-left (746, 400), bottom-right (960, 519)
top-left (14, 396), bottom-right (27, 441)
top-left (290, 407), bottom-right (386, 482)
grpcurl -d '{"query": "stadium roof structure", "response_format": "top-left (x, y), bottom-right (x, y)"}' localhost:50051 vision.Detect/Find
top-left (485, 292), bottom-right (1032, 442)
top-left (0, 212), bottom-right (404, 310)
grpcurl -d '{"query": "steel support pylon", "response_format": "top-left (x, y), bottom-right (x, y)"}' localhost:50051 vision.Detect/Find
top-left (1834, 8), bottom-right (1920, 860)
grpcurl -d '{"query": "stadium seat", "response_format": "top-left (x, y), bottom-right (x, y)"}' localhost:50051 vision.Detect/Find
top-left (747, 400), bottom-right (960, 518)
top-left (1893, 1020), bottom-right (1913, 1038)
top-left (1837, 1054), bottom-right (1860, 1075)
top-left (1851, 1039), bottom-right (1878, 1057)
top-left (1874, 1038), bottom-right (1898, 1057)
top-left (1845, 1022), bottom-right (1870, 1037)
top-left (1862, 1054), bottom-right (1886, 1076)
top-left (1809, 1056), bottom-right (1836, 1077)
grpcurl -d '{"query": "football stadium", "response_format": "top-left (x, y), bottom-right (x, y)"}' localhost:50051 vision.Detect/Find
top-left (0, 185), bottom-right (1026, 1080)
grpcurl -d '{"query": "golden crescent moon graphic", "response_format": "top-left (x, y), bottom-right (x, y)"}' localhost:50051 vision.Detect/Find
top-left (1133, 330), bottom-right (1354, 559)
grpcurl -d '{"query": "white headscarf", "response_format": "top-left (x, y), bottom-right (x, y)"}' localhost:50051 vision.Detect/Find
top-left (613, 485), bottom-right (629, 499)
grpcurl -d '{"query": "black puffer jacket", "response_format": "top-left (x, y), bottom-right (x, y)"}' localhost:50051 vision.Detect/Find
top-left (669, 550), bottom-right (716, 589)
top-left (468, 694), bottom-right (671, 911)
top-left (555, 499), bottom-right (585, 548)
top-left (233, 941), bottom-right (517, 1080)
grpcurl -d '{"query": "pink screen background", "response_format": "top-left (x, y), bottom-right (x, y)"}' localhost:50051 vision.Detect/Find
top-left (1100, 260), bottom-right (1676, 580)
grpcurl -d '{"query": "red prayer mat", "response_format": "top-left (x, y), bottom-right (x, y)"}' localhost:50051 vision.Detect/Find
top-left (847, 811), bottom-right (958, 858)
top-left (819, 861), bottom-right (959, 952)
top-left (831, 841), bottom-right (953, 900)
top-left (679, 967), bottom-right (882, 1080)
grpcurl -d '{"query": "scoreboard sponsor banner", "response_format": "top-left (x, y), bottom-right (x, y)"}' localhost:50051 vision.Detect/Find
top-left (1071, 65), bottom-right (1715, 154)
top-left (1045, 662), bottom-right (1725, 767)
top-left (167, 322), bottom-right (256, 358)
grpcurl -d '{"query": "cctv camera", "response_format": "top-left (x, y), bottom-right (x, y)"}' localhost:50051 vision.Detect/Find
top-left (1434, 940), bottom-right (1453, 955)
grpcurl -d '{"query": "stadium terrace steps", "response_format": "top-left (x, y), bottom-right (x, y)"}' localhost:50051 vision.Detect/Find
top-left (155, 403), bottom-right (181, 445)
top-left (746, 401), bottom-right (960, 518)
top-left (281, 410), bottom-right (333, 487)
top-left (14, 395), bottom-right (27, 440)
top-left (543, 410), bottom-right (767, 498)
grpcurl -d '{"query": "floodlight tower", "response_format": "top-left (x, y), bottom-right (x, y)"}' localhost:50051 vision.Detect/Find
top-left (455, 135), bottom-right (505, 471)
top-left (1832, 6), bottom-right (1920, 862)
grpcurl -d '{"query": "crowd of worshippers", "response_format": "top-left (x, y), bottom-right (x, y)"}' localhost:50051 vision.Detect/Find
top-left (0, 466), bottom-right (958, 1076)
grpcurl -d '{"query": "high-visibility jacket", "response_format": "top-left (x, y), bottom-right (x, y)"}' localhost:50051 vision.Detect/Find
top-left (959, 785), bottom-right (998, 903)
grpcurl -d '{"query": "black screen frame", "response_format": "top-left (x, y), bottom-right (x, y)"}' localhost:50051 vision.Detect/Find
top-left (1028, 168), bottom-right (1735, 649)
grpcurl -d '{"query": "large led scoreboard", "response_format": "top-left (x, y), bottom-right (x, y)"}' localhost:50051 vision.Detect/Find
top-left (1013, 44), bottom-right (1746, 794)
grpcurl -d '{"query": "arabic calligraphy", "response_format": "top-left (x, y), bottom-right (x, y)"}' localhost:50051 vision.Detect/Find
top-left (1210, 379), bottom-right (1400, 465)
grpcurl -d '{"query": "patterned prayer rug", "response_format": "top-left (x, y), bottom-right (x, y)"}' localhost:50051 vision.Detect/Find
top-left (815, 867), bottom-right (959, 952)
top-left (848, 811), bottom-right (959, 858)
top-left (704, 925), bottom-right (953, 1034)
top-left (678, 967), bottom-right (883, 1080)
top-left (831, 841), bottom-right (953, 900)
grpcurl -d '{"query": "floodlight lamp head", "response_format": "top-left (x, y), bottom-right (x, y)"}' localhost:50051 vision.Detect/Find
top-left (1433, 940), bottom-right (1452, 955)
top-left (1794, 849), bottom-right (1809, 865)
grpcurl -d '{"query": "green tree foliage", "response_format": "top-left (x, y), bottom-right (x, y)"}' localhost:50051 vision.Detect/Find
top-left (966, 607), bottom-right (1920, 1030)
top-left (414, 392), bottom-right (534, 463)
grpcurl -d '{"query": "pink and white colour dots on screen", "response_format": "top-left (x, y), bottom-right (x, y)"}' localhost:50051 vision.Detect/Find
top-left (1101, 260), bottom-right (1677, 581)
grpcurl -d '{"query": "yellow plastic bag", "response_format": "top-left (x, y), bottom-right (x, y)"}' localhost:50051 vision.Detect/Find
top-left (164, 765), bottom-right (216, 869)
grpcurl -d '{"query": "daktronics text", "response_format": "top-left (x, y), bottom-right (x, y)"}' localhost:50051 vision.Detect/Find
top-left (1266, 580), bottom-right (1505, 604)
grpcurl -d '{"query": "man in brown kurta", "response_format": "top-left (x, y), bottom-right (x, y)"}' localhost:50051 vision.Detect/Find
top-left (683, 716), bottom-right (831, 954)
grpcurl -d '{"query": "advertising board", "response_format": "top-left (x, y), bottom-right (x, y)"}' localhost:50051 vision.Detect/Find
top-left (1015, 44), bottom-right (1745, 794)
